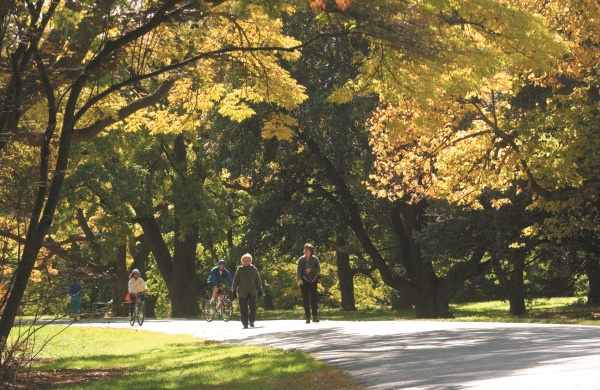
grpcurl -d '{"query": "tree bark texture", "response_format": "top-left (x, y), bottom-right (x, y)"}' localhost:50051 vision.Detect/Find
top-left (586, 256), bottom-right (600, 305)
top-left (507, 252), bottom-right (527, 316)
top-left (336, 248), bottom-right (356, 311)
top-left (112, 245), bottom-right (130, 317)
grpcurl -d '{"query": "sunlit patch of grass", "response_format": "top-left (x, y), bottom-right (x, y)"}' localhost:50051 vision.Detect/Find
top-left (450, 297), bottom-right (600, 325)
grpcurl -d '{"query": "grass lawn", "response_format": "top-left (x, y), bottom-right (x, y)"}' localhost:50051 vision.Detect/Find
top-left (10, 326), bottom-right (361, 389)
top-left (450, 297), bottom-right (600, 325)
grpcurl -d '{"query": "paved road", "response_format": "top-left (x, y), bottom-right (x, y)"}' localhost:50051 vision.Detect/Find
top-left (76, 318), bottom-right (600, 389)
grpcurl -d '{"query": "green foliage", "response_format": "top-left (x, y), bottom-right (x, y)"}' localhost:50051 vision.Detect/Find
top-left (261, 262), bottom-right (300, 310)
top-left (3, 0), bottom-right (599, 328)
top-left (145, 256), bottom-right (171, 318)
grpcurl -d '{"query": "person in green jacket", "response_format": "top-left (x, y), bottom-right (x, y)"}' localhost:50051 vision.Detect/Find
top-left (232, 253), bottom-right (262, 329)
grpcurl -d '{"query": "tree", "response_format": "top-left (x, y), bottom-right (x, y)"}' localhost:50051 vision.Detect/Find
top-left (285, 2), bottom-right (562, 317)
top-left (210, 2), bottom-right (558, 317)
top-left (364, 1), bottom-right (600, 306)
top-left (0, 0), bottom-right (310, 342)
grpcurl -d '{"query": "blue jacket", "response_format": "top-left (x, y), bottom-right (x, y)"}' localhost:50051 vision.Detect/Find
top-left (69, 283), bottom-right (82, 297)
top-left (207, 266), bottom-right (233, 287)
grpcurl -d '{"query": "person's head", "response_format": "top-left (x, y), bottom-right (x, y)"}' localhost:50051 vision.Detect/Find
top-left (71, 277), bottom-right (78, 283)
top-left (241, 253), bottom-right (252, 266)
top-left (218, 259), bottom-right (226, 270)
top-left (131, 269), bottom-right (140, 279)
top-left (303, 243), bottom-right (314, 256)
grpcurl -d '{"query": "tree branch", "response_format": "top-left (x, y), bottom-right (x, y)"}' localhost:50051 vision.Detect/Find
top-left (72, 77), bottom-right (177, 141)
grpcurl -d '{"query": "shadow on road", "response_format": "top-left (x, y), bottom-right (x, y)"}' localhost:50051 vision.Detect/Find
top-left (232, 322), bottom-right (600, 389)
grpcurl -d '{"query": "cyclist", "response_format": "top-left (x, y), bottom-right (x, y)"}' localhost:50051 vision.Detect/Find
top-left (128, 269), bottom-right (148, 319)
top-left (207, 260), bottom-right (233, 310)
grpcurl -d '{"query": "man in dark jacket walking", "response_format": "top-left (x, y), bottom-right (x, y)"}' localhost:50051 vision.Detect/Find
top-left (232, 253), bottom-right (262, 329)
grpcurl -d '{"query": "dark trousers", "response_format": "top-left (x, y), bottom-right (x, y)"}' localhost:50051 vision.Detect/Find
top-left (300, 281), bottom-right (318, 319)
top-left (239, 295), bottom-right (257, 326)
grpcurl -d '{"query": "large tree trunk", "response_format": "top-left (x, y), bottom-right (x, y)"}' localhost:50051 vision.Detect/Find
top-left (394, 201), bottom-right (455, 318)
top-left (336, 243), bottom-right (356, 311)
top-left (139, 213), bottom-right (200, 317)
top-left (414, 269), bottom-right (441, 318)
top-left (335, 237), bottom-right (356, 310)
top-left (169, 234), bottom-right (200, 317)
top-left (507, 253), bottom-right (527, 316)
top-left (585, 256), bottom-right (600, 305)
top-left (112, 244), bottom-right (130, 317)
top-left (492, 251), bottom-right (527, 316)
top-left (135, 133), bottom-right (201, 318)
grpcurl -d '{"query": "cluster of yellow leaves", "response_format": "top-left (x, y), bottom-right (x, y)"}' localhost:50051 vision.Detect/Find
top-left (364, 0), bottom-right (572, 209)
top-left (99, 3), bottom-right (306, 136)
top-left (262, 113), bottom-right (297, 141)
top-left (366, 97), bottom-right (521, 207)
top-left (512, 0), bottom-right (600, 240)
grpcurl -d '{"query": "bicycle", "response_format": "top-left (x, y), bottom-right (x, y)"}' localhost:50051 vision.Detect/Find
top-left (129, 292), bottom-right (145, 326)
top-left (204, 288), bottom-right (233, 322)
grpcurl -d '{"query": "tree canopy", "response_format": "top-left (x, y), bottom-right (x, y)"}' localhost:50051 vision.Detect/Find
top-left (1, 0), bottom-right (599, 350)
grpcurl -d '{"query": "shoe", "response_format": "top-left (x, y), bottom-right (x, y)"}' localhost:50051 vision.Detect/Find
top-left (313, 318), bottom-right (319, 323)
top-left (243, 325), bottom-right (248, 329)
top-left (305, 318), bottom-right (310, 324)
top-left (250, 322), bottom-right (255, 327)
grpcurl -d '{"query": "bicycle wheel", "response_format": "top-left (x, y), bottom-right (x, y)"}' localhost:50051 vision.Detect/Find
top-left (129, 304), bottom-right (136, 326)
top-left (204, 300), bottom-right (216, 322)
top-left (221, 299), bottom-right (233, 322)
top-left (137, 301), bottom-right (145, 326)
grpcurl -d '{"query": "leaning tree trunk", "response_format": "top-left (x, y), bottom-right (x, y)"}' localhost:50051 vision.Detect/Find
top-left (0, 60), bottom-right (71, 341)
top-left (0, 239), bottom-right (44, 341)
